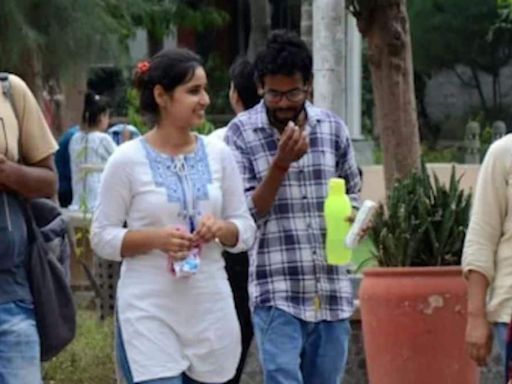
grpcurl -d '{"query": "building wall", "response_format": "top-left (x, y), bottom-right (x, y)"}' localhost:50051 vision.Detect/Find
top-left (360, 164), bottom-right (480, 203)
top-left (424, 64), bottom-right (512, 139)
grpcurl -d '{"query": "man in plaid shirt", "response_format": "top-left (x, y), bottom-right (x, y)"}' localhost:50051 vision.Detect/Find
top-left (225, 30), bottom-right (361, 384)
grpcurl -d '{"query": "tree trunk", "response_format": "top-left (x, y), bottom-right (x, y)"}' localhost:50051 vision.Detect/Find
top-left (247, 0), bottom-right (270, 60)
top-left (358, 1), bottom-right (420, 191)
top-left (60, 68), bottom-right (88, 132)
top-left (313, 0), bottom-right (346, 119)
top-left (19, 49), bottom-right (44, 106)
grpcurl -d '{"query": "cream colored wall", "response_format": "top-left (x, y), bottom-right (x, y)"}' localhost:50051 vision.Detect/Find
top-left (360, 164), bottom-right (480, 203)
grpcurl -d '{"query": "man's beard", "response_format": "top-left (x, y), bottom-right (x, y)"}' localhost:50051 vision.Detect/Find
top-left (266, 104), bottom-right (305, 131)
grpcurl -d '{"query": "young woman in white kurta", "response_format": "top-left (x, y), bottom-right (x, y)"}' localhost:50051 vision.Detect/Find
top-left (90, 48), bottom-right (256, 384)
top-left (68, 92), bottom-right (116, 212)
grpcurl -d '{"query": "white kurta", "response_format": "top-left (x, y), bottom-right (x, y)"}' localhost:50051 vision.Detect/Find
top-left (68, 130), bottom-right (116, 212)
top-left (91, 135), bottom-right (256, 382)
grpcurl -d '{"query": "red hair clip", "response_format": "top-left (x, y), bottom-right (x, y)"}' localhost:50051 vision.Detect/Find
top-left (136, 60), bottom-right (150, 75)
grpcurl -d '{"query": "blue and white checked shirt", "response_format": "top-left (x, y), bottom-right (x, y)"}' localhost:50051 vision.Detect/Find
top-left (225, 101), bottom-right (361, 322)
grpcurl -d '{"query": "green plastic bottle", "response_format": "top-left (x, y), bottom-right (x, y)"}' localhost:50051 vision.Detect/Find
top-left (324, 178), bottom-right (352, 265)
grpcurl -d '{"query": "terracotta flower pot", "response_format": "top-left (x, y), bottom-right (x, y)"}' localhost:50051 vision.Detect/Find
top-left (359, 266), bottom-right (478, 384)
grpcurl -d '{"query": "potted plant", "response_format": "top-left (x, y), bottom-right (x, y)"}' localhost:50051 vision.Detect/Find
top-left (359, 163), bottom-right (477, 384)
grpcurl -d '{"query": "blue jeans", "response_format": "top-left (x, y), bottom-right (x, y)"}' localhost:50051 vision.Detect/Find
top-left (115, 319), bottom-right (221, 384)
top-left (494, 322), bottom-right (508, 363)
top-left (0, 300), bottom-right (41, 384)
top-left (252, 306), bottom-right (351, 384)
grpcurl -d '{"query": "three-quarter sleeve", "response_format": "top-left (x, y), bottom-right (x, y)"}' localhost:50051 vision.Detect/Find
top-left (219, 142), bottom-right (257, 253)
top-left (90, 150), bottom-right (131, 261)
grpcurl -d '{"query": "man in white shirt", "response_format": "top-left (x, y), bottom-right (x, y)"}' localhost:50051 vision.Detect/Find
top-left (209, 57), bottom-right (260, 142)
top-left (210, 57), bottom-right (260, 384)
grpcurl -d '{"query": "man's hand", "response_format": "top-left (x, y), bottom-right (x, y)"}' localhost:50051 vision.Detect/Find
top-left (274, 121), bottom-right (308, 168)
top-left (0, 154), bottom-right (14, 191)
top-left (465, 312), bottom-right (493, 367)
top-left (346, 211), bottom-right (373, 242)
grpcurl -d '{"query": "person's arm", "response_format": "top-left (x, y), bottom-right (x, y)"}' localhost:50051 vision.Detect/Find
top-left (218, 143), bottom-right (256, 251)
top-left (336, 121), bottom-right (362, 208)
top-left (192, 142), bottom-right (256, 251)
top-left (251, 122), bottom-right (308, 217)
top-left (462, 137), bottom-right (510, 366)
top-left (465, 270), bottom-right (492, 367)
top-left (2, 75), bottom-right (58, 198)
top-left (100, 134), bottom-right (117, 160)
top-left (0, 154), bottom-right (57, 198)
top-left (121, 227), bottom-right (193, 260)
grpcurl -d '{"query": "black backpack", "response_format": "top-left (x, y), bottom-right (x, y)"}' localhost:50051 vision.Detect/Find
top-left (0, 72), bottom-right (76, 361)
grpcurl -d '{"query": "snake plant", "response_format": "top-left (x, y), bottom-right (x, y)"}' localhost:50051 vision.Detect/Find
top-left (370, 162), bottom-right (472, 267)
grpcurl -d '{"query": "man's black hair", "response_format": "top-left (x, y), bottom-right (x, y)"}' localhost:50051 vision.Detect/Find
top-left (229, 57), bottom-right (260, 110)
top-left (254, 29), bottom-right (313, 86)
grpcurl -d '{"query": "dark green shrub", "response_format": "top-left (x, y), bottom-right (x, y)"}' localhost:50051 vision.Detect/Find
top-left (370, 163), bottom-right (472, 267)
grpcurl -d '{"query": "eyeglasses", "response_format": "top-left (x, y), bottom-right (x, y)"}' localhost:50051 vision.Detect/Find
top-left (263, 88), bottom-right (308, 103)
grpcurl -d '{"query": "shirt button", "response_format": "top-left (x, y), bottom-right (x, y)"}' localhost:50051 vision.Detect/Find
top-left (302, 195), bottom-right (307, 200)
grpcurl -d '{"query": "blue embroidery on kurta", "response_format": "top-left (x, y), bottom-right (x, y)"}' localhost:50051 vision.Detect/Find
top-left (141, 136), bottom-right (212, 210)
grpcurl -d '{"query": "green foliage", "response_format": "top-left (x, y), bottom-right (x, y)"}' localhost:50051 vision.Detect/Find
top-left (194, 119), bottom-right (215, 135)
top-left (43, 311), bottom-right (115, 384)
top-left (204, 53), bottom-right (231, 115)
top-left (174, 3), bottom-right (230, 32)
top-left (408, 0), bottom-right (512, 121)
top-left (126, 88), bottom-right (148, 134)
top-left (422, 146), bottom-right (459, 163)
top-left (0, 0), bottom-right (229, 83)
top-left (370, 162), bottom-right (472, 267)
top-left (120, 0), bottom-right (229, 53)
top-left (489, 0), bottom-right (512, 66)
top-left (409, 0), bottom-right (504, 74)
top-left (0, 0), bottom-right (128, 76)
top-left (351, 238), bottom-right (378, 273)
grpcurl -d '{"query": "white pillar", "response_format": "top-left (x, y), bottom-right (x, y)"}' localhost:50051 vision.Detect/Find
top-left (313, 0), bottom-right (346, 119)
top-left (345, 13), bottom-right (363, 139)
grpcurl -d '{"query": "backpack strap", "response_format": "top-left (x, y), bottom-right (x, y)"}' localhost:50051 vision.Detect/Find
top-left (0, 73), bottom-right (20, 124)
top-left (0, 73), bottom-right (10, 97)
top-left (0, 72), bottom-right (22, 162)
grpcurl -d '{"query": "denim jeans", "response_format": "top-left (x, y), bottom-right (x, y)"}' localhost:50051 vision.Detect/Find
top-left (252, 306), bottom-right (351, 384)
top-left (494, 322), bottom-right (509, 363)
top-left (115, 319), bottom-right (221, 384)
top-left (0, 300), bottom-right (41, 384)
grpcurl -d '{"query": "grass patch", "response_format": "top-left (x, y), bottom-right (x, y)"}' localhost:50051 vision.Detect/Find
top-left (43, 310), bottom-right (115, 384)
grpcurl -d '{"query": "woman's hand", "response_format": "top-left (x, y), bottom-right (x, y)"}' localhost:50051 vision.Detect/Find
top-left (156, 227), bottom-right (194, 261)
top-left (192, 214), bottom-right (226, 244)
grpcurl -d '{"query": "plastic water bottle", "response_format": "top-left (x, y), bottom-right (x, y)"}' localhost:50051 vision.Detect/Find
top-left (169, 224), bottom-right (201, 278)
top-left (324, 178), bottom-right (352, 265)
